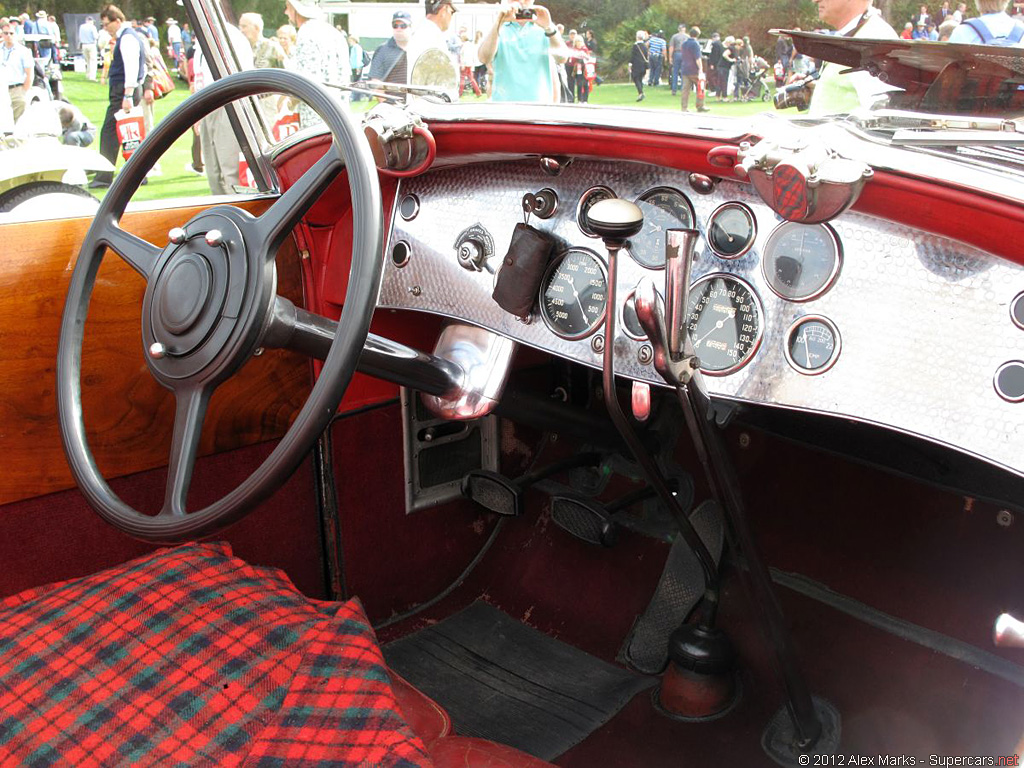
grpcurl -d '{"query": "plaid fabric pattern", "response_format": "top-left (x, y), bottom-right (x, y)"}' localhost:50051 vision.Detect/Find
top-left (0, 542), bottom-right (431, 767)
top-left (772, 163), bottom-right (809, 221)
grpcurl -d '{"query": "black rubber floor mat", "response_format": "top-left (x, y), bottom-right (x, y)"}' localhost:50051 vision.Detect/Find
top-left (384, 601), bottom-right (656, 761)
top-left (621, 498), bottom-right (725, 674)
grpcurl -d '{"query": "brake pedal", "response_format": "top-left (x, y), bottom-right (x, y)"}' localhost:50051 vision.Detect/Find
top-left (550, 485), bottom-right (657, 547)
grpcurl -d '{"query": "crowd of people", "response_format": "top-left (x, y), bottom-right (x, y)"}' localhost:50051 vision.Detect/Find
top-left (3, 0), bottom-right (1023, 195)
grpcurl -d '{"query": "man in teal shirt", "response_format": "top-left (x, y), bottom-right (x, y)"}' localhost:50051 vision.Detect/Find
top-left (478, 0), bottom-right (567, 102)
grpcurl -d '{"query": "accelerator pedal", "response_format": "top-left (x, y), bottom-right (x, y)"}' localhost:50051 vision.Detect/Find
top-left (622, 499), bottom-right (726, 675)
top-left (550, 485), bottom-right (658, 547)
top-left (462, 452), bottom-right (602, 518)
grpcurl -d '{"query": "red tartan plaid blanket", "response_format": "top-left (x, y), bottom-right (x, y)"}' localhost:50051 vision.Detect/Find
top-left (0, 542), bottom-right (432, 767)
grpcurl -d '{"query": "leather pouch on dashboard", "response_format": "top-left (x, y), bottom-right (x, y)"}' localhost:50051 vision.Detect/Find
top-left (492, 223), bottom-right (556, 317)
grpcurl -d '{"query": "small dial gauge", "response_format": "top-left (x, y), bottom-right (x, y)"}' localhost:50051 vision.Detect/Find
top-left (630, 187), bottom-right (696, 269)
top-left (540, 248), bottom-right (608, 340)
top-left (577, 186), bottom-right (617, 238)
top-left (685, 274), bottom-right (762, 375)
top-left (762, 222), bottom-right (842, 302)
top-left (621, 290), bottom-right (652, 340)
top-left (785, 316), bottom-right (841, 375)
top-left (707, 203), bottom-right (756, 259)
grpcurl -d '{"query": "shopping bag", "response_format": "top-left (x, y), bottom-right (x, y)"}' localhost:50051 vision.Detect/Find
top-left (272, 110), bottom-right (300, 143)
top-left (114, 106), bottom-right (146, 160)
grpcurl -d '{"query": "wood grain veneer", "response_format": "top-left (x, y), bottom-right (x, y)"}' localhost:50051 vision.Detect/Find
top-left (0, 201), bottom-right (312, 505)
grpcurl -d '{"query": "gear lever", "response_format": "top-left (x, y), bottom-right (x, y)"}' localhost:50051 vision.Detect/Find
top-left (584, 200), bottom-right (720, 620)
top-left (636, 226), bottom-right (830, 756)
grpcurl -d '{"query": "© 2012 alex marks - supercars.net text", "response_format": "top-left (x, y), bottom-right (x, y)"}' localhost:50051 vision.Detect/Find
top-left (800, 754), bottom-right (1021, 766)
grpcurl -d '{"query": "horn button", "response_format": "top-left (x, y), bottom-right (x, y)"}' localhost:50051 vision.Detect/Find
top-left (143, 213), bottom-right (252, 380)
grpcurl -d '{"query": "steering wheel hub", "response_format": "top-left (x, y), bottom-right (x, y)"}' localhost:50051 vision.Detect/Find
top-left (157, 253), bottom-right (214, 335)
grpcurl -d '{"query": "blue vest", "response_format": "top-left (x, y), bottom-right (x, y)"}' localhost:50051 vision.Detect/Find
top-left (108, 26), bottom-right (146, 95)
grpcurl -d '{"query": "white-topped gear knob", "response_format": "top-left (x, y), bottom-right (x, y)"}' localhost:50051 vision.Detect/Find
top-left (205, 229), bottom-right (223, 246)
top-left (587, 198), bottom-right (644, 243)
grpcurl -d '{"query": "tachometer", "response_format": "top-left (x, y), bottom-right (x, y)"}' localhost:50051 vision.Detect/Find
top-left (540, 249), bottom-right (608, 340)
top-left (577, 186), bottom-right (617, 238)
top-left (685, 274), bottom-right (762, 375)
top-left (629, 187), bottom-right (696, 269)
top-left (762, 222), bottom-right (841, 302)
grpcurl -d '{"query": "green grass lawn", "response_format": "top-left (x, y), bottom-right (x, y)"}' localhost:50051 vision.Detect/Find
top-left (63, 71), bottom-right (210, 203)
top-left (61, 71), bottom-right (774, 205)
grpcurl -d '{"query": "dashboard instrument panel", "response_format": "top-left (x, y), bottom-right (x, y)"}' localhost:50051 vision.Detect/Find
top-left (378, 157), bottom-right (1024, 481)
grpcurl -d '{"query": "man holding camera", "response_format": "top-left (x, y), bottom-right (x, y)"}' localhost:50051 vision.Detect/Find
top-left (478, 0), bottom-right (568, 102)
top-left (806, 0), bottom-right (896, 115)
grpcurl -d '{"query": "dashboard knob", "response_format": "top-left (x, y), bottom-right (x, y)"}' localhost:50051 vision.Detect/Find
top-left (587, 198), bottom-right (643, 243)
top-left (457, 240), bottom-right (485, 270)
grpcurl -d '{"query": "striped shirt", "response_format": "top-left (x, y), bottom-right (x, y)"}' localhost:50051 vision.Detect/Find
top-left (647, 35), bottom-right (666, 58)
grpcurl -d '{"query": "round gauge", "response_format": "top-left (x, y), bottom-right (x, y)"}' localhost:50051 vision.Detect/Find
top-left (576, 186), bottom-right (617, 238)
top-left (540, 249), bottom-right (608, 340)
top-left (1011, 291), bottom-right (1024, 330)
top-left (630, 187), bottom-right (696, 269)
top-left (707, 203), bottom-right (756, 259)
top-left (621, 290), bottom-right (649, 340)
top-left (762, 222), bottom-right (842, 302)
top-left (685, 274), bottom-right (762, 375)
top-left (785, 316), bottom-right (841, 375)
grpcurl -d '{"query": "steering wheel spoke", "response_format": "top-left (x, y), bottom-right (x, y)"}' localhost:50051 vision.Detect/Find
top-left (159, 384), bottom-right (213, 517)
top-left (255, 146), bottom-right (345, 256)
top-left (97, 220), bottom-right (161, 280)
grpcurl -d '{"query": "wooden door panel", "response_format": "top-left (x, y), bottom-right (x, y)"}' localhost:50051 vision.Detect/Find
top-left (0, 202), bottom-right (311, 506)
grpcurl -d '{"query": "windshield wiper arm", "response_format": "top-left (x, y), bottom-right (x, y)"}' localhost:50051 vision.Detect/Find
top-left (325, 80), bottom-right (453, 104)
top-left (851, 109), bottom-right (1024, 145)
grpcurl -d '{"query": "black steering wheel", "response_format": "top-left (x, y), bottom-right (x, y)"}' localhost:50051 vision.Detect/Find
top-left (56, 70), bottom-right (382, 542)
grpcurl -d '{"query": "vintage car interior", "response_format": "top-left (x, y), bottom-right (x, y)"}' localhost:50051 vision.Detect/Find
top-left (1, 6), bottom-right (1023, 767)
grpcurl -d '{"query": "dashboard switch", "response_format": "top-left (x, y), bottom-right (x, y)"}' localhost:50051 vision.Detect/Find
top-left (454, 224), bottom-right (495, 272)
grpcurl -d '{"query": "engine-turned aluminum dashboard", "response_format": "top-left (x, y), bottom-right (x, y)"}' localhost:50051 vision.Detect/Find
top-left (378, 158), bottom-right (1024, 480)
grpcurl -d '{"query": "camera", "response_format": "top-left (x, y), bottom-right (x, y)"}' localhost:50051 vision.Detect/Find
top-left (773, 76), bottom-right (815, 111)
top-left (515, 8), bottom-right (536, 19)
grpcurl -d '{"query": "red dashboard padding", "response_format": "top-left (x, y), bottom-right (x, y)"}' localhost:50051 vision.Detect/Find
top-left (0, 542), bottom-right (430, 767)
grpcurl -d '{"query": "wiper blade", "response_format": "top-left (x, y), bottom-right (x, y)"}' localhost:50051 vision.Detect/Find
top-left (851, 109), bottom-right (1024, 145)
top-left (325, 80), bottom-right (453, 104)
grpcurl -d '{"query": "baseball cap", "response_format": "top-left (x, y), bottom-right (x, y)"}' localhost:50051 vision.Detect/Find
top-left (393, 10), bottom-right (411, 22)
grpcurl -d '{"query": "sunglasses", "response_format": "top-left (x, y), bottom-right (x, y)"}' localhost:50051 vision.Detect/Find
top-left (393, 21), bottom-right (409, 28)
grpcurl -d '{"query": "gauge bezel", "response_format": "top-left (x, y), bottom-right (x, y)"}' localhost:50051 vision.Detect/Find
top-left (539, 248), bottom-right (609, 341)
top-left (994, 360), bottom-right (1024, 403)
top-left (784, 315), bottom-right (842, 376)
top-left (629, 186), bottom-right (697, 270)
top-left (687, 272), bottom-right (764, 377)
top-left (761, 221), bottom-right (843, 303)
top-left (620, 289), bottom-right (648, 341)
top-left (576, 185), bottom-right (617, 239)
top-left (707, 202), bottom-right (757, 259)
top-left (1011, 291), bottom-right (1024, 331)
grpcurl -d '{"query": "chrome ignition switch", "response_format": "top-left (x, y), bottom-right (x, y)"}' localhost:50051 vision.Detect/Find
top-left (454, 223), bottom-right (495, 272)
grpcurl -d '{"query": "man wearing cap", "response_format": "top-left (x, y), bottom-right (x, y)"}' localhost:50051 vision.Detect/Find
top-left (1, 19), bottom-right (34, 122)
top-left (166, 18), bottom-right (182, 63)
top-left (79, 16), bottom-right (98, 80)
top-left (406, 0), bottom-right (457, 83)
top-left (144, 16), bottom-right (158, 44)
top-left (479, 0), bottom-right (568, 103)
top-left (91, 4), bottom-right (146, 188)
top-left (284, 0), bottom-right (348, 128)
top-left (368, 11), bottom-right (411, 85)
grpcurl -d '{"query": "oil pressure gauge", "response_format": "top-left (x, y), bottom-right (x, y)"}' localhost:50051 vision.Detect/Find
top-left (785, 316), bottom-right (841, 375)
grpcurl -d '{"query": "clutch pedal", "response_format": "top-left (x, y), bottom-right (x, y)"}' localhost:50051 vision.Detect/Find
top-left (462, 452), bottom-right (601, 517)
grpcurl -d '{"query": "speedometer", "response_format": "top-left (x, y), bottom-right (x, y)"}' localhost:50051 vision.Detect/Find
top-left (685, 274), bottom-right (763, 375)
top-left (540, 249), bottom-right (608, 340)
top-left (629, 187), bottom-right (696, 269)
